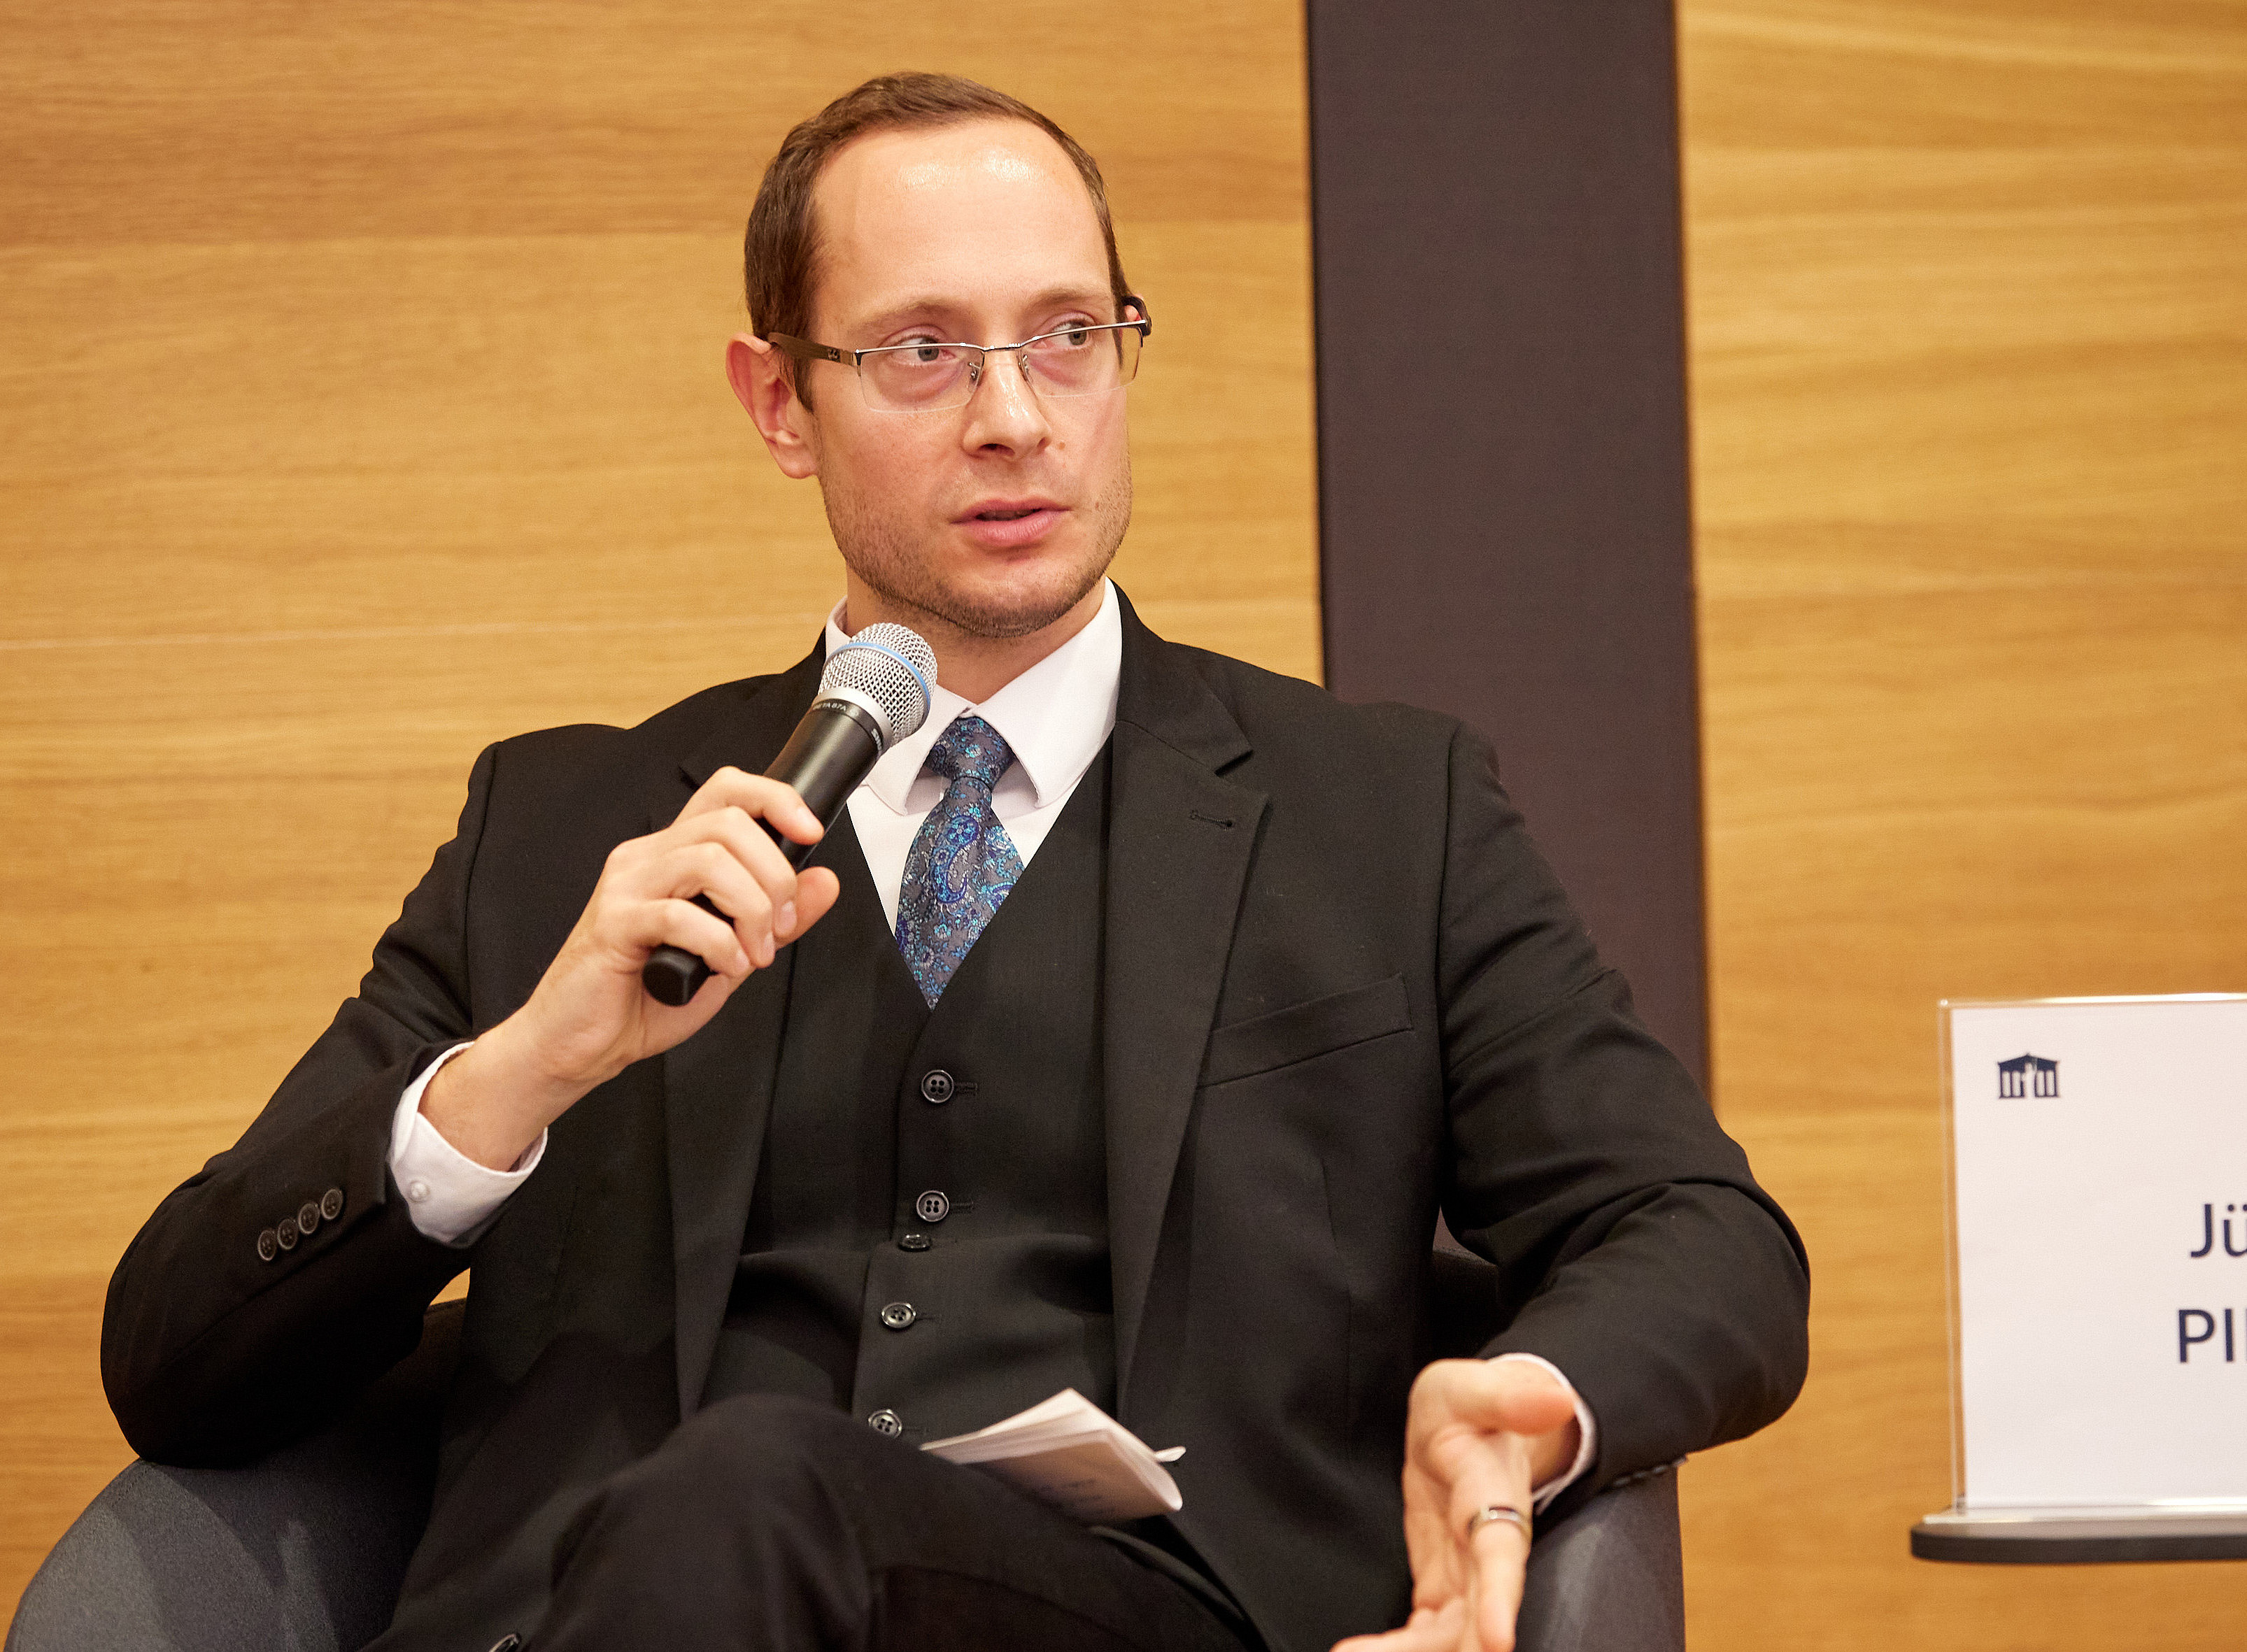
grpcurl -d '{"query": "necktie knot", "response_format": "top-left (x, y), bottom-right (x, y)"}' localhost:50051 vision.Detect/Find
top-left (924, 715), bottom-right (1014, 793)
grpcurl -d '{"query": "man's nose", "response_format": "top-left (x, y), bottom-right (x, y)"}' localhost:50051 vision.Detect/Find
top-left (959, 348), bottom-right (1051, 454)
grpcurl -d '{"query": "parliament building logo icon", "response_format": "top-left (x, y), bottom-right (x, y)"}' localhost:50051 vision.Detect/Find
top-left (1997, 1053), bottom-right (2060, 1099)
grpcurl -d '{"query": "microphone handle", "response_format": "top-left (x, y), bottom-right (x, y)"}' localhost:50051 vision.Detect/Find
top-left (641, 700), bottom-right (884, 1007)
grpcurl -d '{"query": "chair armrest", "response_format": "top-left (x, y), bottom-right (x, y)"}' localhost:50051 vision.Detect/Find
top-left (1517, 1469), bottom-right (1685, 1652)
top-left (1427, 1247), bottom-right (1685, 1652)
top-left (6, 1300), bottom-right (462, 1652)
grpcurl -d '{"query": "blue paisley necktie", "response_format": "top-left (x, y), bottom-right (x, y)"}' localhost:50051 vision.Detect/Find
top-left (895, 715), bottom-right (1024, 1005)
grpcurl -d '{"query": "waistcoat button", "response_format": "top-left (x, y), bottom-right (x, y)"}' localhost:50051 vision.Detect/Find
top-left (914, 1190), bottom-right (950, 1224)
top-left (919, 1069), bottom-right (955, 1104)
top-left (867, 1409), bottom-right (904, 1437)
top-left (879, 1302), bottom-right (918, 1331)
top-left (898, 1232), bottom-right (932, 1252)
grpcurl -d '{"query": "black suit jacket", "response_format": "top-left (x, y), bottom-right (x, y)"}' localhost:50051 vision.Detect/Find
top-left (104, 592), bottom-right (1808, 1652)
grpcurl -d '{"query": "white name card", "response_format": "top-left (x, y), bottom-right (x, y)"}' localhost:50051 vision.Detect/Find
top-left (1948, 995), bottom-right (2247, 1512)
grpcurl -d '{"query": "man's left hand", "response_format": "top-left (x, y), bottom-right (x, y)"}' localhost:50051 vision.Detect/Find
top-left (1332, 1358), bottom-right (1581, 1652)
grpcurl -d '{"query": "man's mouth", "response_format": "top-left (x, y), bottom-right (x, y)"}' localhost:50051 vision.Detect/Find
top-left (962, 499), bottom-right (1061, 522)
top-left (956, 501), bottom-right (1065, 548)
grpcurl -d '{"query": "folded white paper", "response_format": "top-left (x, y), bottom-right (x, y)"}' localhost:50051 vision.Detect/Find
top-left (921, 1389), bottom-right (1184, 1523)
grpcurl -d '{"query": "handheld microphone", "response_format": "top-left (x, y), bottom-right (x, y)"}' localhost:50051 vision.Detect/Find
top-left (641, 623), bottom-right (936, 1006)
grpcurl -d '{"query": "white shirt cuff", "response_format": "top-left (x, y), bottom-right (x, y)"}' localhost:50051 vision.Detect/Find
top-left (1490, 1351), bottom-right (1599, 1513)
top-left (388, 1041), bottom-right (546, 1246)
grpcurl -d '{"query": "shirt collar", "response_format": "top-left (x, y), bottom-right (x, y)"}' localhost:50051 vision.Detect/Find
top-left (822, 579), bottom-right (1123, 814)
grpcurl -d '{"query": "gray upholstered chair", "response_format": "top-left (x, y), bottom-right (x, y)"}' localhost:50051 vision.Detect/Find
top-left (8, 1258), bottom-right (1684, 1652)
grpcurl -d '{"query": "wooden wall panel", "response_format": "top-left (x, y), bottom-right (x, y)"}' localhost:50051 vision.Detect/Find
top-left (0, 1), bottom-right (1316, 1614)
top-left (1679, 2), bottom-right (2247, 1646)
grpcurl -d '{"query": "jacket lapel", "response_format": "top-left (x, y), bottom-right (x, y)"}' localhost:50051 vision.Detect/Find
top-left (1103, 599), bottom-right (1266, 1402)
top-left (658, 644), bottom-right (823, 1418)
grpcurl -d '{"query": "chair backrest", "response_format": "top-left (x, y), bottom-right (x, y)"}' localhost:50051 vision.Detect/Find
top-left (1428, 1242), bottom-right (1513, 1355)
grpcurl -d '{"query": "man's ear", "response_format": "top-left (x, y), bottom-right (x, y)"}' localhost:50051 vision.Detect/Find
top-left (727, 333), bottom-right (819, 480)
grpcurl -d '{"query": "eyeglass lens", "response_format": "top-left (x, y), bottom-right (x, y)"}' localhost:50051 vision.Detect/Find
top-left (860, 325), bottom-right (1143, 413)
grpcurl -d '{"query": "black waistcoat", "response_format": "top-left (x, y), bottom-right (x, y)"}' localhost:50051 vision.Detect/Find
top-left (704, 753), bottom-right (1114, 1444)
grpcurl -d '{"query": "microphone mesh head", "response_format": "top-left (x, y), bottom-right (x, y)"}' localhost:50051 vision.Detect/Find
top-left (820, 623), bottom-right (936, 748)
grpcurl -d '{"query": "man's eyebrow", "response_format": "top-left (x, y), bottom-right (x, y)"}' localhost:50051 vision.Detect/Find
top-left (850, 287), bottom-right (1117, 338)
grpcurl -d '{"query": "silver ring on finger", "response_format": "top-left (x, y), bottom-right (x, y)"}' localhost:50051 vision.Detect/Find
top-left (1466, 1504), bottom-right (1531, 1543)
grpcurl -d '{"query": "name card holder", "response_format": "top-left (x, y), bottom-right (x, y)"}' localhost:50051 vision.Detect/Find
top-left (1914, 995), bottom-right (2247, 1563)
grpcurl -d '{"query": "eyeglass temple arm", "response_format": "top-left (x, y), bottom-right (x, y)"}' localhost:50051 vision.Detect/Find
top-left (766, 334), bottom-right (846, 364)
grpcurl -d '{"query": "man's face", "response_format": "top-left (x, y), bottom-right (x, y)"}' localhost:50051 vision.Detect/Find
top-left (779, 118), bottom-right (1134, 643)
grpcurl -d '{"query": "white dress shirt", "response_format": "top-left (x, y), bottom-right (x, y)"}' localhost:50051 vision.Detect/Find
top-left (383, 577), bottom-right (1594, 1504)
top-left (841, 578), bottom-right (1123, 932)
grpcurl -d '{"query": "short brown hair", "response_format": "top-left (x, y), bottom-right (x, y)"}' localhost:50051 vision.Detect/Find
top-left (744, 73), bottom-right (1132, 405)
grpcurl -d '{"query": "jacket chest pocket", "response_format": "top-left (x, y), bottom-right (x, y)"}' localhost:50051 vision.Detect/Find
top-left (1197, 974), bottom-right (1412, 1089)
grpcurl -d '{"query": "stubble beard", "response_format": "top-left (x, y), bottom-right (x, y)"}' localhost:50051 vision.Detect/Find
top-left (821, 459), bottom-right (1133, 644)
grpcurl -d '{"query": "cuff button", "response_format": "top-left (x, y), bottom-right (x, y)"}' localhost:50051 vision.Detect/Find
top-left (257, 1229), bottom-right (278, 1262)
top-left (320, 1187), bottom-right (344, 1220)
top-left (406, 1179), bottom-right (432, 1204)
top-left (297, 1200), bottom-right (321, 1234)
top-left (276, 1217), bottom-right (299, 1250)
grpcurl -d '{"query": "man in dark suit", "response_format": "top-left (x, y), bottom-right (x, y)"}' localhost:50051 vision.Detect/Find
top-left (102, 74), bottom-right (1808, 1652)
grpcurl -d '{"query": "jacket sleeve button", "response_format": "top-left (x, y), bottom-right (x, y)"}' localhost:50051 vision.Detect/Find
top-left (257, 1229), bottom-right (278, 1262)
top-left (276, 1217), bottom-right (299, 1251)
top-left (297, 1200), bottom-right (322, 1235)
top-left (320, 1187), bottom-right (344, 1221)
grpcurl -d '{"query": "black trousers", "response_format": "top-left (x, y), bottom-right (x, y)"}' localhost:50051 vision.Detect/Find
top-left (526, 1395), bottom-right (1256, 1652)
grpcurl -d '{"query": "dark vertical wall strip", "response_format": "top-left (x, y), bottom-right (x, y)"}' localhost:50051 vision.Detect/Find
top-left (1306, 1), bottom-right (1710, 1088)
